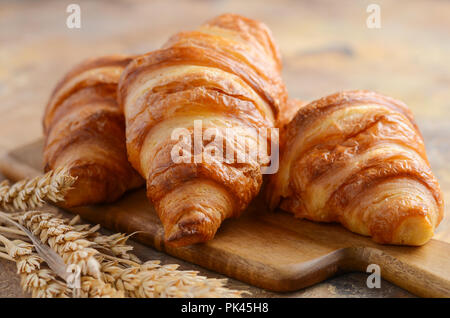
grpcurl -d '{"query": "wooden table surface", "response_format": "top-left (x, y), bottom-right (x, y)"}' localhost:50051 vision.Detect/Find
top-left (0, 0), bottom-right (448, 298)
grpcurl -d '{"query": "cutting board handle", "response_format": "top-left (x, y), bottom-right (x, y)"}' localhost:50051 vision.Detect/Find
top-left (341, 240), bottom-right (450, 297)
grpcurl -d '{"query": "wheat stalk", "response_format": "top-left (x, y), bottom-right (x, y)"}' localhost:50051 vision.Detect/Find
top-left (0, 234), bottom-right (69, 298)
top-left (66, 216), bottom-right (244, 297)
top-left (1, 209), bottom-right (246, 298)
top-left (69, 215), bottom-right (141, 263)
top-left (0, 210), bottom-right (245, 297)
top-left (91, 232), bottom-right (141, 262)
top-left (15, 211), bottom-right (123, 298)
top-left (0, 212), bottom-right (122, 298)
top-left (17, 211), bottom-right (101, 277)
top-left (101, 260), bottom-right (245, 298)
top-left (0, 167), bottom-right (75, 211)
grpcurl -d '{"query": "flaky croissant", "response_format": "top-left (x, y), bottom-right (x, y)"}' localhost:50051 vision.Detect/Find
top-left (267, 91), bottom-right (444, 246)
top-left (119, 14), bottom-right (287, 246)
top-left (43, 55), bottom-right (144, 207)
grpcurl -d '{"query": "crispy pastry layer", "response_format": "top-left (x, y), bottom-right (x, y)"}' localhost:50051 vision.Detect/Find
top-left (119, 14), bottom-right (287, 246)
top-left (43, 55), bottom-right (144, 207)
top-left (267, 91), bottom-right (444, 246)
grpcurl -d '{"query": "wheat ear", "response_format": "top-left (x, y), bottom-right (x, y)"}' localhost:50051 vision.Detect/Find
top-left (1, 208), bottom-right (246, 297)
top-left (101, 260), bottom-right (245, 298)
top-left (0, 167), bottom-right (75, 211)
top-left (17, 211), bottom-right (244, 297)
top-left (69, 215), bottom-right (141, 263)
top-left (67, 217), bottom-right (244, 297)
top-left (17, 211), bottom-right (123, 297)
top-left (0, 234), bottom-right (69, 298)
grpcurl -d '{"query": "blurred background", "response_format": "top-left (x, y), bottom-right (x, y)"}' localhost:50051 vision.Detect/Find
top-left (0, 0), bottom-right (449, 297)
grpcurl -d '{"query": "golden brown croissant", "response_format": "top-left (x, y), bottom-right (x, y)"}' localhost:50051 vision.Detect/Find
top-left (267, 91), bottom-right (444, 246)
top-left (43, 55), bottom-right (144, 207)
top-left (277, 99), bottom-right (306, 129)
top-left (119, 14), bottom-right (287, 246)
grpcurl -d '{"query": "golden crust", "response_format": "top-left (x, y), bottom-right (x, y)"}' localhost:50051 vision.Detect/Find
top-left (268, 90), bottom-right (444, 246)
top-left (43, 55), bottom-right (144, 207)
top-left (119, 14), bottom-right (287, 246)
top-left (119, 14), bottom-right (287, 120)
top-left (204, 13), bottom-right (283, 70)
top-left (277, 99), bottom-right (306, 130)
top-left (44, 55), bottom-right (134, 133)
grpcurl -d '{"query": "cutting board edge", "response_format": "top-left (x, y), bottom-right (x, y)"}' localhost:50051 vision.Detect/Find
top-left (160, 243), bottom-right (349, 292)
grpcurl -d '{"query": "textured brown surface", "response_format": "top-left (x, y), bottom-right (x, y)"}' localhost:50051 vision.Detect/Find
top-left (0, 0), bottom-right (449, 297)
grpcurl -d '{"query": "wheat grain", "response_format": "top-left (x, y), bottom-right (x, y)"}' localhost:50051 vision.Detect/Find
top-left (0, 234), bottom-right (69, 298)
top-left (0, 167), bottom-right (75, 211)
top-left (16, 211), bottom-right (123, 298)
top-left (0, 250), bottom-right (14, 261)
top-left (68, 214), bottom-right (141, 263)
top-left (100, 259), bottom-right (244, 298)
top-left (18, 211), bottom-right (101, 277)
top-left (91, 232), bottom-right (137, 260)
top-left (80, 276), bottom-right (124, 298)
top-left (3, 208), bottom-right (245, 298)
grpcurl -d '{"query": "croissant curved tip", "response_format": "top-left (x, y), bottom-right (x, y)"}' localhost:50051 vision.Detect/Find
top-left (164, 210), bottom-right (219, 247)
top-left (391, 216), bottom-right (435, 246)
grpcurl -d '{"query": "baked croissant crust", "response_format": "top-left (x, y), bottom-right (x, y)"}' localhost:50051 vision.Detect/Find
top-left (277, 99), bottom-right (306, 129)
top-left (119, 14), bottom-right (287, 246)
top-left (267, 91), bottom-right (444, 246)
top-left (43, 55), bottom-right (144, 207)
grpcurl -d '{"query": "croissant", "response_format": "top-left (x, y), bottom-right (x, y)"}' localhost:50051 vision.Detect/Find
top-left (267, 90), bottom-right (444, 246)
top-left (119, 14), bottom-right (288, 246)
top-left (43, 55), bottom-right (144, 207)
top-left (277, 99), bottom-right (306, 128)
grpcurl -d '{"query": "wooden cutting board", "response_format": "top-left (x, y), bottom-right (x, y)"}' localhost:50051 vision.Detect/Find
top-left (0, 139), bottom-right (449, 297)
